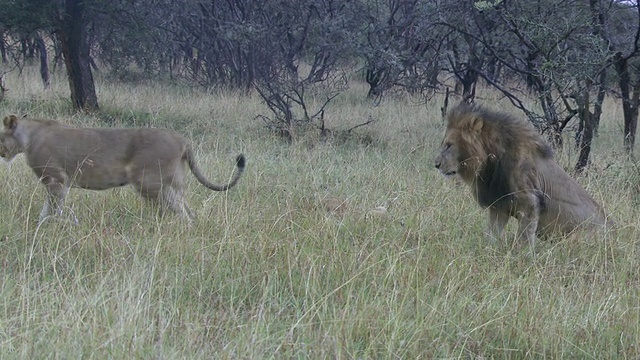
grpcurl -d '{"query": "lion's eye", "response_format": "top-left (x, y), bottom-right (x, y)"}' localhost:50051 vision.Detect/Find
top-left (444, 142), bottom-right (452, 151)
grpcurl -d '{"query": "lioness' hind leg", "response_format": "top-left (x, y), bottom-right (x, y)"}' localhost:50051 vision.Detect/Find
top-left (130, 162), bottom-right (193, 223)
top-left (135, 182), bottom-right (194, 223)
top-left (159, 185), bottom-right (194, 222)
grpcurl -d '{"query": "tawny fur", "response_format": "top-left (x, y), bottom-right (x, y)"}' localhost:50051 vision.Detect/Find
top-left (0, 115), bottom-right (245, 224)
top-left (434, 103), bottom-right (611, 249)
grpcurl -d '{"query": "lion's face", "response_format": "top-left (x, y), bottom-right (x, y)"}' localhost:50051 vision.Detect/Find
top-left (434, 130), bottom-right (464, 180)
top-left (0, 132), bottom-right (19, 160)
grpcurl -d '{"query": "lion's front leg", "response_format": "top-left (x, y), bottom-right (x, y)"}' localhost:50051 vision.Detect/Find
top-left (38, 175), bottom-right (71, 225)
top-left (487, 207), bottom-right (509, 242)
top-left (38, 197), bottom-right (51, 223)
top-left (514, 192), bottom-right (541, 250)
top-left (38, 192), bottom-right (65, 225)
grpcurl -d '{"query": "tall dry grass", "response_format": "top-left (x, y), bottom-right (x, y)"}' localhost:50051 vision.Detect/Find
top-left (0, 66), bottom-right (638, 358)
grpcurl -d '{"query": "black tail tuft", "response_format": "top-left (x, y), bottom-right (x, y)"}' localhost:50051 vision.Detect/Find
top-left (235, 154), bottom-right (246, 169)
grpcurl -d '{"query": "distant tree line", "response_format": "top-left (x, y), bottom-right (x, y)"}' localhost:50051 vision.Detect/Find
top-left (1, 0), bottom-right (639, 168)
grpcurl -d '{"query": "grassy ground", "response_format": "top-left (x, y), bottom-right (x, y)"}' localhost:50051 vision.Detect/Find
top-left (0, 67), bottom-right (638, 358)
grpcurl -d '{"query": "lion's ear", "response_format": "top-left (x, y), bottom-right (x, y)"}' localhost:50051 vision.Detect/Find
top-left (3, 115), bottom-right (18, 131)
top-left (471, 116), bottom-right (483, 132)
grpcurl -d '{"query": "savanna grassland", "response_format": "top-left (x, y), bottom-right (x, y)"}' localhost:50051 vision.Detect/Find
top-left (0, 67), bottom-right (639, 359)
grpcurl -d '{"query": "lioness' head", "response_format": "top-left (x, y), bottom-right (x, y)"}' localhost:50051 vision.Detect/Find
top-left (434, 106), bottom-right (488, 182)
top-left (0, 115), bottom-right (21, 160)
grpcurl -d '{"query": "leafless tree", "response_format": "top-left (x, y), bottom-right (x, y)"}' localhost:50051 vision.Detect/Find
top-left (595, 0), bottom-right (640, 153)
top-left (361, 0), bottom-right (444, 99)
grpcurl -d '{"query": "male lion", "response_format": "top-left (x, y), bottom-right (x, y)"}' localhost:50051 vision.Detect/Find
top-left (434, 103), bottom-right (611, 249)
top-left (0, 114), bottom-right (245, 224)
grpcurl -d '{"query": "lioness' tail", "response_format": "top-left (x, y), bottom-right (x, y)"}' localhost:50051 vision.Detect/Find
top-left (186, 148), bottom-right (246, 191)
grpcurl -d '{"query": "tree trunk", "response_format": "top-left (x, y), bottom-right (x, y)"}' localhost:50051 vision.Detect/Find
top-left (365, 67), bottom-right (387, 99)
top-left (575, 112), bottom-right (594, 172)
top-left (575, 91), bottom-right (594, 172)
top-left (615, 52), bottom-right (640, 153)
top-left (56, 0), bottom-right (98, 112)
top-left (540, 89), bottom-right (562, 147)
top-left (461, 68), bottom-right (477, 103)
top-left (623, 104), bottom-right (639, 153)
top-left (35, 35), bottom-right (50, 90)
top-left (0, 31), bottom-right (7, 63)
top-left (593, 71), bottom-right (607, 136)
top-left (52, 39), bottom-right (63, 71)
top-left (0, 75), bottom-right (6, 103)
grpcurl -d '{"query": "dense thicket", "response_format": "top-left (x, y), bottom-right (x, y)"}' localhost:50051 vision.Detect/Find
top-left (1, 0), bottom-right (639, 166)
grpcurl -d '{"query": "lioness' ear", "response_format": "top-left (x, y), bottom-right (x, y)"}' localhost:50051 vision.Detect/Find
top-left (471, 116), bottom-right (483, 132)
top-left (3, 115), bottom-right (18, 131)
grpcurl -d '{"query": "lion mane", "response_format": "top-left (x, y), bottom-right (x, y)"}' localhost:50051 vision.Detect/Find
top-left (434, 102), bottom-right (611, 249)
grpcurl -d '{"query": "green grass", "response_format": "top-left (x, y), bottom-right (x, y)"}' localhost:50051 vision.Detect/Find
top-left (0, 66), bottom-right (639, 358)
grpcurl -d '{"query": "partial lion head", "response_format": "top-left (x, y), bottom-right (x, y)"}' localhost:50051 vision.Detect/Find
top-left (434, 104), bottom-right (490, 183)
top-left (0, 115), bottom-right (22, 160)
top-left (433, 135), bottom-right (462, 179)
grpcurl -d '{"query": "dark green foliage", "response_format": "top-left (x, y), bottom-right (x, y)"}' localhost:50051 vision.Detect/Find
top-left (0, 0), bottom-right (57, 34)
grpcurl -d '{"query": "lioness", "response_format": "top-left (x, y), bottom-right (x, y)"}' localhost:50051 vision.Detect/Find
top-left (434, 103), bottom-right (611, 249)
top-left (0, 114), bottom-right (245, 224)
